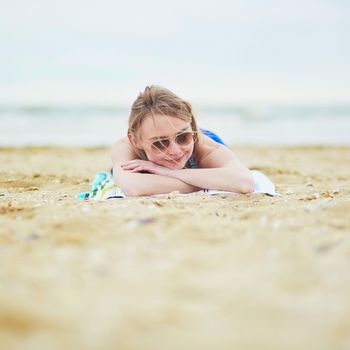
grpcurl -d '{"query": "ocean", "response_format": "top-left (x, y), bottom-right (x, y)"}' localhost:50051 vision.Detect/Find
top-left (1, 104), bottom-right (349, 147)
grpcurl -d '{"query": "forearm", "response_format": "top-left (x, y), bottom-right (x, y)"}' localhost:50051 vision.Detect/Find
top-left (166, 167), bottom-right (254, 193)
top-left (114, 169), bottom-right (201, 196)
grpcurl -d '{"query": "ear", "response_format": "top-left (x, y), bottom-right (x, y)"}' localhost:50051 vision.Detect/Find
top-left (128, 132), bottom-right (142, 149)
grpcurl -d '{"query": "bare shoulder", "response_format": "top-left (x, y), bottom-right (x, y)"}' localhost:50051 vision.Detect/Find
top-left (195, 135), bottom-right (242, 168)
top-left (110, 137), bottom-right (138, 165)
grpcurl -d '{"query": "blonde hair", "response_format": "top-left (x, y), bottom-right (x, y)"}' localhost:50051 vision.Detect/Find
top-left (128, 85), bottom-right (201, 160)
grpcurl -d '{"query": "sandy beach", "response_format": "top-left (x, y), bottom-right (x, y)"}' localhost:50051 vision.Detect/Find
top-left (0, 145), bottom-right (349, 350)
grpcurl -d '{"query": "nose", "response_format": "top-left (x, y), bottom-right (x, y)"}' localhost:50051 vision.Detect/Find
top-left (166, 139), bottom-right (182, 155)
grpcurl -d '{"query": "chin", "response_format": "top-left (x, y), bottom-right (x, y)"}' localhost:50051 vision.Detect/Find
top-left (152, 154), bottom-right (187, 170)
top-left (165, 154), bottom-right (190, 169)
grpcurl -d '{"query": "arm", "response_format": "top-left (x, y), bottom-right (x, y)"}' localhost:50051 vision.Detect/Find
top-left (111, 138), bottom-right (201, 196)
top-left (168, 143), bottom-right (254, 193)
top-left (165, 166), bottom-right (253, 193)
top-left (121, 140), bottom-right (254, 194)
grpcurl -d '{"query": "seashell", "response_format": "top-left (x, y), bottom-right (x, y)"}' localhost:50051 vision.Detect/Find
top-left (138, 217), bottom-right (157, 225)
top-left (25, 233), bottom-right (40, 241)
top-left (168, 191), bottom-right (180, 199)
top-left (322, 190), bottom-right (334, 198)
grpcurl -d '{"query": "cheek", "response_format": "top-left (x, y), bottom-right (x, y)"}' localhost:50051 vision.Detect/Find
top-left (145, 145), bottom-right (194, 168)
top-left (145, 152), bottom-right (165, 165)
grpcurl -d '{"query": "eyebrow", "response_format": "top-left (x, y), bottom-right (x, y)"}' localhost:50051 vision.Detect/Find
top-left (149, 127), bottom-right (190, 141)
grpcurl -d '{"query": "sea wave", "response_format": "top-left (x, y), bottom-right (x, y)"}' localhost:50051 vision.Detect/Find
top-left (1, 104), bottom-right (350, 146)
top-left (1, 104), bottom-right (350, 120)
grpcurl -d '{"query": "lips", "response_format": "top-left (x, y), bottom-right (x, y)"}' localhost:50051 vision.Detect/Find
top-left (168, 155), bottom-right (184, 163)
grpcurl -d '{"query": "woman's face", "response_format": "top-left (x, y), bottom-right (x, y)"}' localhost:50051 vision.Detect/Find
top-left (136, 114), bottom-right (195, 169)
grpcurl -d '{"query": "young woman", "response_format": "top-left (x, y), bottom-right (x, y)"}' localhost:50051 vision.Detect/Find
top-left (110, 85), bottom-right (254, 196)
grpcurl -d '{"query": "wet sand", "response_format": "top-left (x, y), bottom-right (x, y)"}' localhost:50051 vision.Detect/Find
top-left (1, 146), bottom-right (350, 350)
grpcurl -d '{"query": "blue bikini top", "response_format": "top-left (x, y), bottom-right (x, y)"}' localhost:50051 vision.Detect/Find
top-left (186, 155), bottom-right (197, 169)
top-left (184, 128), bottom-right (226, 169)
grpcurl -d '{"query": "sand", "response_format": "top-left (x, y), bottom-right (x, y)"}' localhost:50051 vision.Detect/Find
top-left (0, 145), bottom-right (349, 350)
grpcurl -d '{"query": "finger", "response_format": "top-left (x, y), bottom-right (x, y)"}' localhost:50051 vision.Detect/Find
top-left (122, 167), bottom-right (138, 173)
top-left (121, 163), bottom-right (137, 169)
top-left (121, 164), bottom-right (131, 169)
top-left (131, 166), bottom-right (144, 173)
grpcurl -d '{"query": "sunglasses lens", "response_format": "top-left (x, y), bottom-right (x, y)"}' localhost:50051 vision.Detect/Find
top-left (151, 132), bottom-right (196, 152)
top-left (152, 139), bottom-right (169, 151)
top-left (176, 132), bottom-right (195, 145)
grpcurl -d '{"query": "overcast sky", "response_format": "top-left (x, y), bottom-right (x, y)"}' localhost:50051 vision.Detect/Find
top-left (0, 0), bottom-right (349, 105)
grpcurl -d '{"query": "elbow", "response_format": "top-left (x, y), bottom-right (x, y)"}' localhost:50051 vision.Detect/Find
top-left (240, 174), bottom-right (255, 194)
top-left (121, 184), bottom-right (150, 197)
top-left (122, 188), bottom-right (136, 197)
top-left (125, 190), bottom-right (144, 197)
top-left (241, 184), bottom-right (254, 194)
top-left (114, 173), bottom-right (146, 197)
top-left (121, 186), bottom-right (141, 197)
top-left (114, 178), bottom-right (141, 197)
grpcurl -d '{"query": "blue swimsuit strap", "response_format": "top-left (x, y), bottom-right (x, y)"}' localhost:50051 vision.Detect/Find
top-left (199, 127), bottom-right (226, 146)
top-left (186, 128), bottom-right (226, 169)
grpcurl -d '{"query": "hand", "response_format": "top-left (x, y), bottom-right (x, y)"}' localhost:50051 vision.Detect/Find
top-left (120, 159), bottom-right (171, 176)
